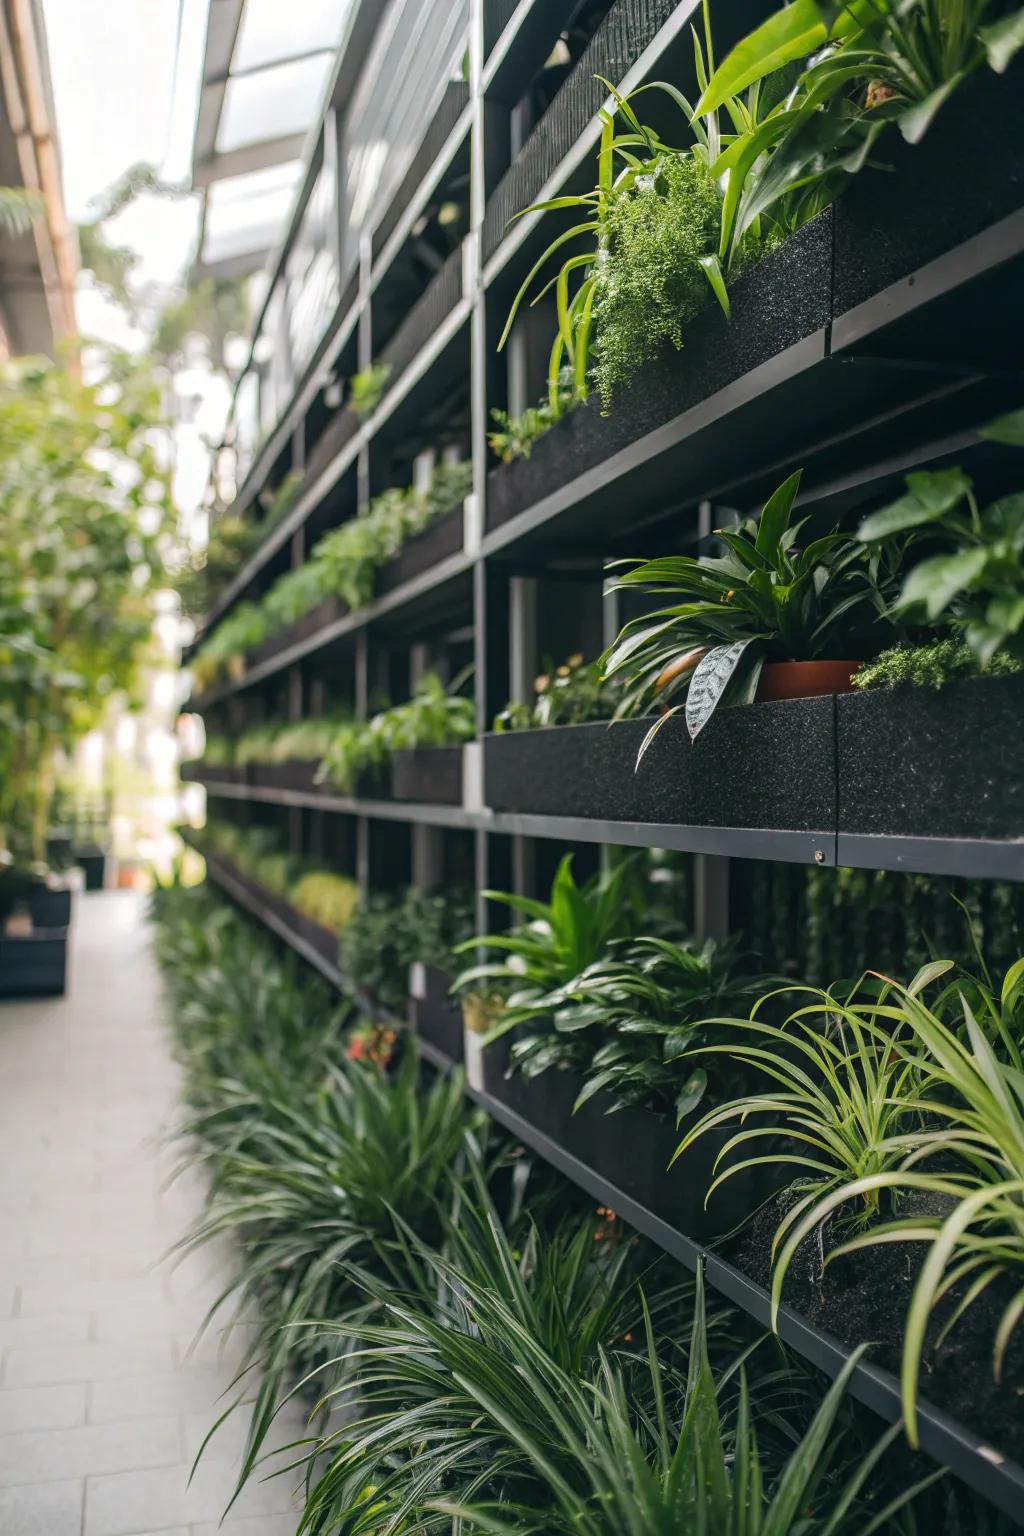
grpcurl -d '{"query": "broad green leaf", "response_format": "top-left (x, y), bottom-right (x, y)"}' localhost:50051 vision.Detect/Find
top-left (856, 468), bottom-right (972, 540)
top-left (755, 469), bottom-right (803, 560)
top-left (981, 406), bottom-right (1024, 445)
top-left (896, 547), bottom-right (989, 618)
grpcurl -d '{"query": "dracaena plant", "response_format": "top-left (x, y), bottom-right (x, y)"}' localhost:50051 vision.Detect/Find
top-left (452, 853), bottom-right (643, 1041)
top-left (602, 469), bottom-right (900, 746)
top-left (856, 410), bottom-right (1024, 666)
top-left (510, 937), bottom-right (773, 1127)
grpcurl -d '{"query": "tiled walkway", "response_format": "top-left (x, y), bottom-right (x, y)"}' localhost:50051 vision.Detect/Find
top-left (0, 892), bottom-right (304, 1535)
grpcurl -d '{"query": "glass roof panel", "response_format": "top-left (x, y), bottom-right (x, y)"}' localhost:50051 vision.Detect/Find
top-left (202, 160), bottom-right (304, 264)
top-left (216, 53), bottom-right (334, 152)
top-left (233, 0), bottom-right (350, 71)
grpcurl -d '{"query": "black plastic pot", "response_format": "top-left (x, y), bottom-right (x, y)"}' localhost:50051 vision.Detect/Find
top-left (74, 846), bottom-right (107, 891)
top-left (28, 888), bottom-right (73, 928)
top-left (411, 964), bottom-right (464, 1063)
top-left (248, 760), bottom-right (320, 794)
top-left (246, 595), bottom-right (347, 671)
top-left (379, 505), bottom-right (464, 596)
top-left (485, 212), bottom-right (833, 536)
top-left (0, 929), bottom-right (68, 998)
top-left (484, 706), bottom-right (836, 831)
top-left (832, 69), bottom-right (1024, 323)
top-left (837, 675), bottom-right (1024, 841)
top-left (390, 746), bottom-right (464, 805)
top-left (182, 763), bottom-right (247, 787)
top-left (289, 906), bottom-right (341, 970)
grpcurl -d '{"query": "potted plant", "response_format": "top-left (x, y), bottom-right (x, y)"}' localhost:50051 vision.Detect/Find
top-left (602, 468), bottom-right (902, 749)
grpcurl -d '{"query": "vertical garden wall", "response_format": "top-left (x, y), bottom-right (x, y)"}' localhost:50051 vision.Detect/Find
top-left (174, 0), bottom-right (1024, 1527)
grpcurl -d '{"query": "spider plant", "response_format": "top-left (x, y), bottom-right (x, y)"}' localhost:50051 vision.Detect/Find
top-left (428, 1268), bottom-right (939, 1536)
top-left (452, 853), bottom-right (643, 1042)
top-left (602, 469), bottom-right (900, 746)
top-left (779, 970), bottom-right (1024, 1444)
top-left (675, 965), bottom-right (951, 1311)
top-left (510, 936), bottom-right (773, 1126)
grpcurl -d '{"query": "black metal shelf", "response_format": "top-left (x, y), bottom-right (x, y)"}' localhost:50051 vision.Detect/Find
top-left (199, 778), bottom-right (483, 831)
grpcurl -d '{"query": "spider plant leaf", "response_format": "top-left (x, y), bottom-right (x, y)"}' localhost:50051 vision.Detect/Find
top-left (906, 959), bottom-right (956, 995)
top-left (685, 639), bottom-right (759, 740)
top-left (694, 0), bottom-right (829, 117)
top-left (698, 252), bottom-right (730, 318)
top-left (899, 73), bottom-right (965, 144)
top-left (1002, 956), bottom-right (1024, 1007)
top-left (497, 222), bottom-right (600, 350)
top-left (980, 7), bottom-right (1024, 72)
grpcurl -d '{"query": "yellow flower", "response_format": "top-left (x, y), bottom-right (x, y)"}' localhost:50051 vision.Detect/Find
top-left (534, 674), bottom-right (550, 693)
top-left (567, 652), bottom-right (584, 668)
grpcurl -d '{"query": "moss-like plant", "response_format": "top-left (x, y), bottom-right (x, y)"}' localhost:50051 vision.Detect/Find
top-left (290, 870), bottom-right (361, 934)
top-left (348, 363), bottom-right (391, 419)
top-left (854, 639), bottom-right (1021, 691)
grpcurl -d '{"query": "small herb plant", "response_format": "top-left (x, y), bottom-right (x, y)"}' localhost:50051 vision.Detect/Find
top-left (858, 415), bottom-right (1024, 667)
top-left (488, 371), bottom-right (576, 462)
top-left (317, 670), bottom-right (475, 793)
top-left (347, 362), bottom-right (391, 419)
top-left (340, 885), bottom-right (475, 1014)
top-left (453, 853), bottom-right (643, 1040)
top-left (603, 470), bottom-right (900, 746)
top-left (494, 651), bottom-right (623, 731)
top-left (290, 870), bottom-right (361, 934)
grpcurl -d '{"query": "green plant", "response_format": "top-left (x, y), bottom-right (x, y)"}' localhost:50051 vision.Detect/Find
top-left (857, 422), bottom-right (1024, 666)
top-left (489, 372), bottom-right (576, 462)
top-left (317, 670), bottom-right (475, 792)
top-left (453, 854), bottom-right (643, 1041)
top-left (0, 351), bottom-right (174, 858)
top-left (675, 966), bottom-right (947, 1290)
top-left (340, 885), bottom-right (475, 1013)
top-left (700, 0), bottom-right (1024, 158)
top-left (510, 937), bottom-right (773, 1125)
top-left (602, 469), bottom-right (901, 746)
top-left (777, 967), bottom-right (1024, 1445)
top-left (289, 870), bottom-right (361, 934)
top-left (348, 362), bottom-right (392, 419)
top-left (494, 652), bottom-right (624, 730)
top-left (853, 639), bottom-right (1021, 690)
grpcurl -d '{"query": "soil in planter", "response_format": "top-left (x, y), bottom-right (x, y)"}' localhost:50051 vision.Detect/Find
top-left (728, 1187), bottom-right (1024, 1463)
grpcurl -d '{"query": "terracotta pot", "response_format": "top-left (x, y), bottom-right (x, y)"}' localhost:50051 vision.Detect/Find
top-left (756, 660), bottom-right (861, 703)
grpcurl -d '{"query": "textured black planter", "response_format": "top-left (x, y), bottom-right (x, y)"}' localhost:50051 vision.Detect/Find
top-left (288, 906), bottom-right (341, 970)
top-left (28, 888), bottom-right (73, 928)
top-left (248, 760), bottom-right (320, 794)
top-left (485, 213), bottom-right (832, 536)
top-left (379, 505), bottom-right (464, 596)
top-left (390, 745), bottom-right (464, 805)
top-left (0, 929), bottom-right (68, 998)
top-left (485, 704), bottom-right (836, 831)
top-left (837, 676), bottom-right (1024, 842)
top-left (246, 595), bottom-right (347, 671)
top-left (74, 846), bottom-right (107, 891)
top-left (481, 1054), bottom-right (749, 1239)
top-left (411, 964), bottom-right (464, 1063)
top-left (833, 68), bottom-right (1024, 321)
top-left (182, 763), bottom-right (247, 787)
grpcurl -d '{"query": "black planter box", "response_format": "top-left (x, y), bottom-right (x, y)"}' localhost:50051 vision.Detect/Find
top-left (411, 964), bottom-right (464, 1063)
top-left (485, 213), bottom-right (832, 536)
top-left (479, 1049), bottom-right (749, 1239)
top-left (390, 746), bottom-right (463, 805)
top-left (0, 929), bottom-right (68, 998)
top-left (288, 906), bottom-right (341, 971)
top-left (28, 888), bottom-right (72, 928)
top-left (832, 68), bottom-right (1024, 322)
top-left (248, 760), bottom-right (320, 794)
top-left (183, 763), bottom-right (247, 787)
top-left (246, 595), bottom-right (347, 671)
top-left (73, 846), bottom-right (107, 891)
top-left (485, 705), bottom-right (836, 832)
top-left (378, 505), bottom-right (464, 596)
top-left (837, 675), bottom-right (1024, 842)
